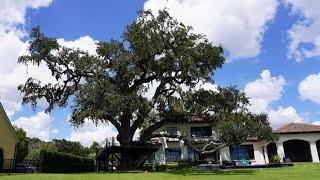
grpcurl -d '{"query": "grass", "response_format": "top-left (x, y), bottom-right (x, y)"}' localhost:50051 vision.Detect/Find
top-left (1, 163), bottom-right (320, 180)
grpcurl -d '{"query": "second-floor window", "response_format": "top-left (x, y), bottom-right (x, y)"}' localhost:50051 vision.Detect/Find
top-left (166, 127), bottom-right (178, 136)
top-left (191, 126), bottom-right (212, 138)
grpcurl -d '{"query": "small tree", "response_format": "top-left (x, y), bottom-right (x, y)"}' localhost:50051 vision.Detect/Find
top-left (0, 148), bottom-right (3, 171)
top-left (89, 141), bottom-right (100, 155)
top-left (14, 127), bottom-right (30, 163)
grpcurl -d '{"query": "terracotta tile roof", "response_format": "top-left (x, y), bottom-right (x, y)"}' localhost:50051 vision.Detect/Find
top-left (273, 123), bottom-right (320, 134)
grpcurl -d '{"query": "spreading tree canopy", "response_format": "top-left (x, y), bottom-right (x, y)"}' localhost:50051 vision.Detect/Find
top-left (18, 10), bottom-right (275, 169)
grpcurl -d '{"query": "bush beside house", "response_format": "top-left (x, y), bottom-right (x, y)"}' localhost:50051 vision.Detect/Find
top-left (39, 150), bottom-right (94, 173)
top-left (269, 155), bottom-right (281, 164)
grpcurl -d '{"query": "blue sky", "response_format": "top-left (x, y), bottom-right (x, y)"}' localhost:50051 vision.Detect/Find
top-left (1, 0), bottom-right (320, 146)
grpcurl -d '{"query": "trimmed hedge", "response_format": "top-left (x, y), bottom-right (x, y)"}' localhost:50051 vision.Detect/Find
top-left (0, 148), bottom-right (3, 172)
top-left (39, 150), bottom-right (95, 173)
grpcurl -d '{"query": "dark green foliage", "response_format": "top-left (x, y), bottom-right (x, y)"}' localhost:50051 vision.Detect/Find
top-left (39, 150), bottom-right (94, 173)
top-left (52, 139), bottom-right (89, 156)
top-left (14, 127), bottom-right (30, 163)
top-left (24, 137), bottom-right (91, 168)
top-left (217, 113), bottom-right (275, 145)
top-left (177, 159), bottom-right (194, 169)
top-left (142, 161), bottom-right (195, 171)
top-left (0, 148), bottom-right (3, 171)
top-left (25, 138), bottom-right (57, 167)
top-left (89, 141), bottom-right (101, 155)
top-left (142, 164), bottom-right (167, 172)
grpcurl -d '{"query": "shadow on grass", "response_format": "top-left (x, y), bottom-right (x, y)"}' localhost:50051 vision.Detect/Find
top-left (0, 173), bottom-right (32, 177)
top-left (165, 168), bottom-right (257, 176)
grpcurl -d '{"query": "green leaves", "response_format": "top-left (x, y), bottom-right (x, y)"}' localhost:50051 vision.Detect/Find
top-left (14, 126), bottom-right (30, 163)
top-left (217, 112), bottom-right (276, 145)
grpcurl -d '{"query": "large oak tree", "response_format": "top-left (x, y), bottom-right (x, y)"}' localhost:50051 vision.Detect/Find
top-left (18, 10), bottom-right (275, 169)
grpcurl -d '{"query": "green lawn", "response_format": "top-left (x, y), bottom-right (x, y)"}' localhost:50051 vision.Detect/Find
top-left (1, 163), bottom-right (319, 180)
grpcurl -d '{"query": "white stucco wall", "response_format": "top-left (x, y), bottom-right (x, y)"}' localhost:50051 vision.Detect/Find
top-left (252, 141), bottom-right (267, 164)
top-left (275, 133), bottom-right (320, 163)
top-left (219, 146), bottom-right (230, 162)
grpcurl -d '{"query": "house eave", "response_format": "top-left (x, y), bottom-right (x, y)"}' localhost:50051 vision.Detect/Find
top-left (0, 102), bottom-right (19, 143)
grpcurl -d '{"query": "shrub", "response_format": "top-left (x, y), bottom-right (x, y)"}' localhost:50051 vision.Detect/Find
top-left (141, 164), bottom-right (155, 171)
top-left (142, 164), bottom-right (167, 172)
top-left (155, 164), bottom-right (167, 171)
top-left (39, 150), bottom-right (95, 173)
top-left (142, 164), bottom-right (168, 172)
top-left (165, 163), bottom-right (179, 169)
top-left (0, 148), bottom-right (3, 172)
top-left (269, 155), bottom-right (281, 164)
top-left (177, 159), bottom-right (193, 168)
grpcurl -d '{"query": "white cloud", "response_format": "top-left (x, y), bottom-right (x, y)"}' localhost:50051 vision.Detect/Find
top-left (244, 69), bottom-right (286, 113)
top-left (298, 73), bottom-right (320, 104)
top-left (0, 34), bottom-right (27, 116)
top-left (0, 0), bottom-right (52, 35)
top-left (312, 121), bottom-right (320, 126)
top-left (269, 106), bottom-right (303, 128)
top-left (144, 0), bottom-right (278, 60)
top-left (12, 111), bottom-right (54, 141)
top-left (0, 2), bottom-right (100, 146)
top-left (68, 120), bottom-right (118, 147)
top-left (286, 0), bottom-right (320, 61)
top-left (0, 24), bottom-right (97, 117)
top-left (0, 0), bottom-right (53, 116)
top-left (244, 70), bottom-right (305, 128)
top-left (57, 36), bottom-right (98, 55)
top-left (51, 129), bottom-right (59, 134)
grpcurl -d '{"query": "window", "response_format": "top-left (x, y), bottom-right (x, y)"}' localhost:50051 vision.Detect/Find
top-left (191, 126), bottom-right (212, 138)
top-left (166, 127), bottom-right (178, 136)
top-left (229, 144), bottom-right (254, 160)
top-left (187, 148), bottom-right (197, 160)
top-left (165, 148), bottom-right (181, 163)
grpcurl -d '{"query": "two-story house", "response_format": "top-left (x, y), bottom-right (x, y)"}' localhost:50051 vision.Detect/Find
top-left (149, 118), bottom-right (320, 165)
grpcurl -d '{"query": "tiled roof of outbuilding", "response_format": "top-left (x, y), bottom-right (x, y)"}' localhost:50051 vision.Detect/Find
top-left (273, 123), bottom-right (320, 134)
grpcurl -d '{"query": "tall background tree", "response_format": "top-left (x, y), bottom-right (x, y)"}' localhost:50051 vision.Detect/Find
top-left (18, 10), bottom-right (275, 169)
top-left (14, 127), bottom-right (30, 163)
top-left (52, 139), bottom-right (89, 156)
top-left (25, 138), bottom-right (90, 167)
top-left (89, 141), bottom-right (100, 156)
